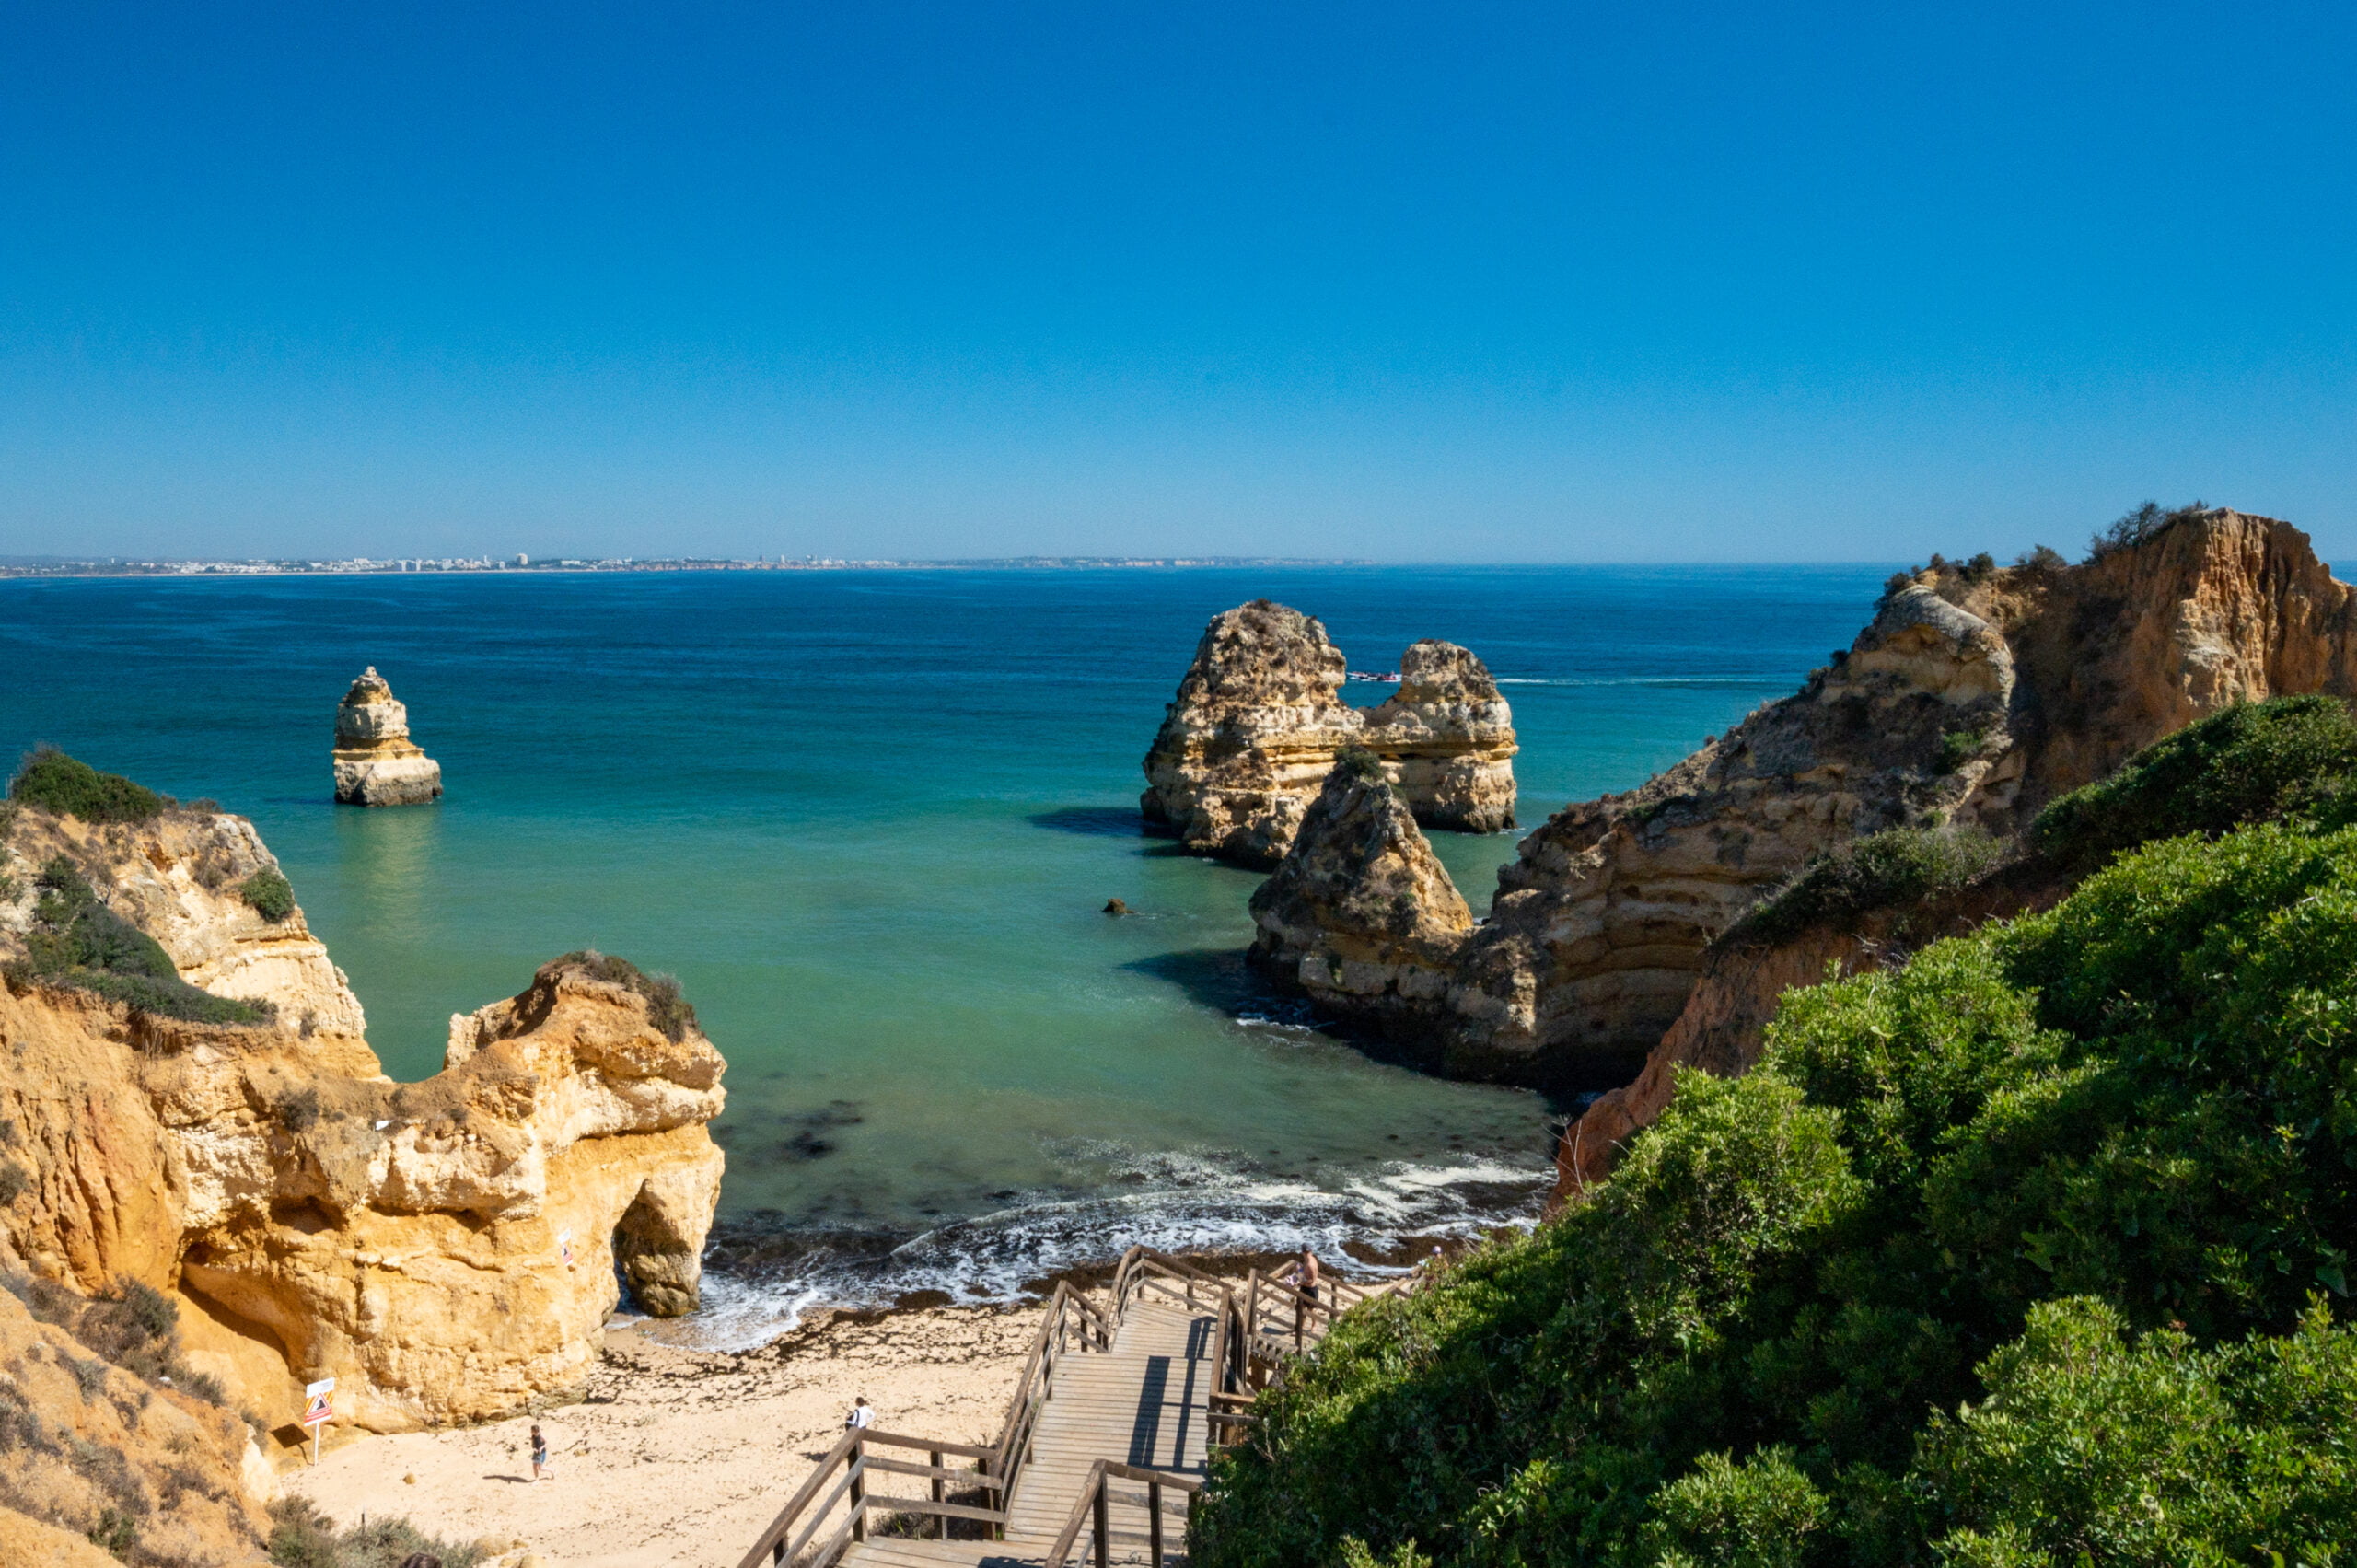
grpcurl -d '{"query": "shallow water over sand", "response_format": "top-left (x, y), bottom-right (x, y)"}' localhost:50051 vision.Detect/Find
top-left (0, 564), bottom-right (1887, 1330)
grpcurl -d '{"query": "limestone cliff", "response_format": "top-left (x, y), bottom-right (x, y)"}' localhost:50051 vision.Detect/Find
top-left (0, 796), bottom-right (725, 1439)
top-left (332, 667), bottom-right (443, 807)
top-left (1257, 508), bottom-right (2357, 1090)
top-left (1140, 601), bottom-right (1517, 864)
top-left (1247, 756), bottom-right (1473, 1051)
top-left (4, 803), bottom-right (368, 1047)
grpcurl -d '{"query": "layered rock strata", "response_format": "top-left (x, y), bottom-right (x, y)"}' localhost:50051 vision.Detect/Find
top-left (1140, 601), bottom-right (1517, 864)
top-left (1255, 509), bottom-right (2357, 1091)
top-left (0, 800), bottom-right (725, 1435)
top-left (1247, 757), bottom-right (1474, 1051)
top-left (332, 667), bottom-right (443, 806)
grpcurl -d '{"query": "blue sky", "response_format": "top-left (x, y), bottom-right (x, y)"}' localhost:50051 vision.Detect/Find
top-left (2, 2), bottom-right (2351, 563)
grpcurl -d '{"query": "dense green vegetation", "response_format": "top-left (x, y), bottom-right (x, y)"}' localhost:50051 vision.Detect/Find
top-left (1736, 827), bottom-right (2003, 945)
top-left (1197, 705), bottom-right (2357, 1568)
top-left (3, 858), bottom-right (273, 1025)
top-left (2030, 693), bottom-right (2357, 870)
top-left (238, 867), bottom-right (296, 922)
top-left (7, 748), bottom-right (165, 824)
top-left (554, 947), bottom-right (699, 1041)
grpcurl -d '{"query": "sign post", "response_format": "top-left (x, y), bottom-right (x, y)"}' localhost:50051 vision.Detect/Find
top-left (301, 1377), bottom-right (335, 1467)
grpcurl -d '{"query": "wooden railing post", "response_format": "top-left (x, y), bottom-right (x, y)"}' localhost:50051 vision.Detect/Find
top-left (1092, 1477), bottom-right (1109, 1568)
top-left (1149, 1478), bottom-right (1165, 1568)
top-left (931, 1448), bottom-right (945, 1539)
top-left (849, 1439), bottom-right (866, 1543)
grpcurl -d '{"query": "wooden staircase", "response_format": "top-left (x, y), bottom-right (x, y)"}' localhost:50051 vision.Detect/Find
top-left (735, 1249), bottom-right (1387, 1568)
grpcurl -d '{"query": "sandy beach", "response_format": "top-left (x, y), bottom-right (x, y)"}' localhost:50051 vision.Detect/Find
top-left (286, 1302), bottom-right (1050, 1568)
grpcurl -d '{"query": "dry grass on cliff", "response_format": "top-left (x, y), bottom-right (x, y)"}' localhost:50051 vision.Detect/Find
top-left (549, 950), bottom-right (699, 1042)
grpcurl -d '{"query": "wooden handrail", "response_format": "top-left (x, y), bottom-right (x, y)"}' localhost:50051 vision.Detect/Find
top-left (1043, 1459), bottom-right (1205, 1568)
top-left (738, 1247), bottom-right (1387, 1566)
top-left (988, 1278), bottom-right (1113, 1520)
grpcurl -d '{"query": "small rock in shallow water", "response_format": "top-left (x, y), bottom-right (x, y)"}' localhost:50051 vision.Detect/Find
top-left (1103, 899), bottom-right (1131, 915)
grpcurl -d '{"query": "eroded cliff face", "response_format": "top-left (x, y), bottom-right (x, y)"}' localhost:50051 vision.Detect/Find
top-left (3, 805), bottom-right (369, 1047)
top-left (0, 803), bottom-right (726, 1437)
top-left (0, 1278), bottom-right (276, 1567)
top-left (1247, 761), bottom-right (1473, 1050)
top-left (1258, 509), bottom-right (2357, 1091)
top-left (1140, 601), bottom-right (1517, 865)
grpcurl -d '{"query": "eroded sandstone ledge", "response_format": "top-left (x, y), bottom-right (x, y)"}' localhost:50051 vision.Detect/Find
top-left (0, 799), bottom-right (725, 1436)
top-left (1140, 600), bottom-right (1517, 865)
top-left (1254, 507), bottom-right (2357, 1091)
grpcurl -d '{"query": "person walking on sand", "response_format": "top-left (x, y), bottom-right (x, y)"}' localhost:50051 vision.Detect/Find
top-left (529, 1423), bottom-right (552, 1481)
top-left (846, 1396), bottom-right (875, 1432)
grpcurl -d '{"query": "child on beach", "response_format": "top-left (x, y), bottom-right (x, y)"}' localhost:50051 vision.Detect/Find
top-left (529, 1423), bottom-right (553, 1481)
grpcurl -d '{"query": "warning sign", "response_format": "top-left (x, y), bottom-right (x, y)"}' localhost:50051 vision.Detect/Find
top-left (302, 1376), bottom-right (335, 1428)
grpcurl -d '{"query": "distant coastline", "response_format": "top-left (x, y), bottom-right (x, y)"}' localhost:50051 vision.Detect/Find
top-left (0, 552), bottom-right (1376, 579)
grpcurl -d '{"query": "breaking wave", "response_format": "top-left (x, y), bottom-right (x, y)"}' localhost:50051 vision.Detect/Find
top-left (681, 1142), bottom-right (1550, 1350)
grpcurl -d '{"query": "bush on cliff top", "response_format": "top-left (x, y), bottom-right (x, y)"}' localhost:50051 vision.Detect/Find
top-left (4, 857), bottom-right (273, 1026)
top-left (1192, 811), bottom-right (2357, 1568)
top-left (8, 747), bottom-right (165, 824)
top-left (1734, 824), bottom-right (2003, 945)
top-left (552, 947), bottom-right (698, 1041)
top-left (2031, 692), bottom-right (2357, 870)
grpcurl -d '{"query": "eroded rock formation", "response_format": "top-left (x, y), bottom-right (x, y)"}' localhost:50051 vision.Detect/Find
top-left (4, 805), bottom-right (368, 1047)
top-left (332, 667), bottom-right (443, 806)
top-left (1140, 601), bottom-right (1517, 864)
top-left (1248, 756), bottom-right (1473, 1048)
top-left (1256, 508), bottom-right (2357, 1091)
top-left (0, 798), bottom-right (725, 1437)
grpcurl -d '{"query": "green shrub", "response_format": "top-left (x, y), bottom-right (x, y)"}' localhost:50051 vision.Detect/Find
top-left (267, 1495), bottom-right (484, 1568)
top-left (238, 868), bottom-right (296, 923)
top-left (1194, 808), bottom-right (2357, 1568)
top-left (1736, 826), bottom-right (2003, 944)
top-left (5, 857), bottom-right (272, 1026)
top-left (7, 748), bottom-right (163, 824)
top-left (1331, 745), bottom-right (1388, 784)
top-left (2031, 693), bottom-right (2357, 870)
top-left (552, 948), bottom-right (699, 1041)
top-left (1934, 725), bottom-right (1992, 773)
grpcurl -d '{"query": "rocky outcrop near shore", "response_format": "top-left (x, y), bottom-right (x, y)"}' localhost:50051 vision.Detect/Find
top-left (332, 666), bottom-right (443, 806)
top-left (1358, 640), bottom-right (1518, 832)
top-left (4, 803), bottom-right (368, 1045)
top-left (1140, 601), bottom-right (1517, 864)
top-left (1259, 508), bottom-right (2357, 1092)
top-left (0, 798), bottom-right (726, 1438)
top-left (1247, 755), bottom-right (1473, 1051)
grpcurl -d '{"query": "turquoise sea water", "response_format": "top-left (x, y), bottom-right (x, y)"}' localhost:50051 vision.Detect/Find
top-left (0, 565), bottom-right (1887, 1337)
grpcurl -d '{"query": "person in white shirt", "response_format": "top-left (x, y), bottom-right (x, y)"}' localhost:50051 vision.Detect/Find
top-left (845, 1397), bottom-right (875, 1431)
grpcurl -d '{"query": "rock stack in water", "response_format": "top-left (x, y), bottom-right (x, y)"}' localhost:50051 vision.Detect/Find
top-left (332, 666), bottom-right (443, 806)
top-left (1139, 600), bottom-right (1518, 865)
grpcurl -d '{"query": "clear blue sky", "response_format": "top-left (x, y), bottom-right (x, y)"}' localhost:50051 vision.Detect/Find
top-left (2, 2), bottom-right (2351, 563)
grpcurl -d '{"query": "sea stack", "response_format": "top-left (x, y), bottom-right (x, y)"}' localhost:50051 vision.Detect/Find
top-left (332, 666), bottom-right (444, 806)
top-left (1140, 600), bottom-right (1518, 865)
